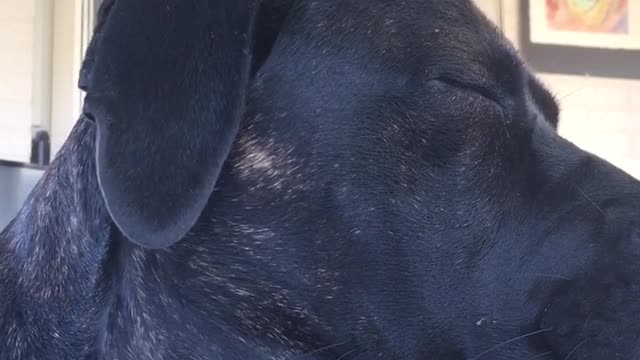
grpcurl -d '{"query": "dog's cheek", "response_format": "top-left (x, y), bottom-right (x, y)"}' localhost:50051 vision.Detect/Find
top-left (539, 268), bottom-right (640, 359)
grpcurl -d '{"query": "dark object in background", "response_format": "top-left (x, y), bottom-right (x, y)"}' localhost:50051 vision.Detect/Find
top-left (0, 161), bottom-right (45, 231)
top-left (30, 127), bottom-right (50, 166)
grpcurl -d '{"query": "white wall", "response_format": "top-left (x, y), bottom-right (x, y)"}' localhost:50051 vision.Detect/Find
top-left (546, 74), bottom-right (640, 179)
top-left (51, 0), bottom-right (85, 156)
top-left (474, 0), bottom-right (503, 25)
top-left (0, 0), bottom-right (88, 163)
top-left (0, 0), bottom-right (39, 162)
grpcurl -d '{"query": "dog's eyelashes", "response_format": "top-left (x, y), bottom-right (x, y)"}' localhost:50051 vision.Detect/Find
top-left (429, 76), bottom-right (502, 106)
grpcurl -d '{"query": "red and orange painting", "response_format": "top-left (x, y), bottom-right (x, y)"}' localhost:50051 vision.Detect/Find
top-left (545, 0), bottom-right (628, 34)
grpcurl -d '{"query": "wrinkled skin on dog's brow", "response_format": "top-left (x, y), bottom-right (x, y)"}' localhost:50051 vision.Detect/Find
top-left (2, 0), bottom-right (640, 359)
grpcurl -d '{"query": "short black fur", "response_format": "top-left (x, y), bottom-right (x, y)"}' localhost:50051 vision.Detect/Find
top-left (2, 0), bottom-right (640, 359)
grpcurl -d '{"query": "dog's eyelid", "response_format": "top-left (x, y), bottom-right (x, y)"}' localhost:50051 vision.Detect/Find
top-left (429, 76), bottom-right (503, 108)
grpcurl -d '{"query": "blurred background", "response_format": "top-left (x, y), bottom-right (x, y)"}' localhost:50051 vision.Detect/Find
top-left (0, 0), bottom-right (638, 229)
top-left (0, 0), bottom-right (100, 227)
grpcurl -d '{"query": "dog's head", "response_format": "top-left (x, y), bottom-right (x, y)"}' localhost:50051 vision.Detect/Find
top-left (80, 0), bottom-right (640, 358)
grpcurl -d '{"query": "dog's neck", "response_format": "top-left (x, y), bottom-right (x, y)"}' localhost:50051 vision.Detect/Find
top-left (0, 119), bottom-right (113, 357)
top-left (0, 118), bottom-right (335, 359)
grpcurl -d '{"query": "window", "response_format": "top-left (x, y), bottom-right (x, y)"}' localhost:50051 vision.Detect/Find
top-left (0, 0), bottom-right (100, 166)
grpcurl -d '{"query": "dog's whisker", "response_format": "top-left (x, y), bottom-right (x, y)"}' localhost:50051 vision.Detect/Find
top-left (582, 312), bottom-right (592, 332)
top-left (336, 349), bottom-right (358, 360)
top-left (525, 351), bottom-right (553, 360)
top-left (534, 273), bottom-right (571, 281)
top-left (557, 87), bottom-right (587, 103)
top-left (297, 340), bottom-right (351, 358)
top-left (469, 328), bottom-right (553, 360)
top-left (576, 186), bottom-right (605, 215)
top-left (564, 338), bottom-right (590, 360)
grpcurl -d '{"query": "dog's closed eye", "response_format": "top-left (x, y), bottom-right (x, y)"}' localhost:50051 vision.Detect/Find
top-left (429, 76), bottom-right (502, 107)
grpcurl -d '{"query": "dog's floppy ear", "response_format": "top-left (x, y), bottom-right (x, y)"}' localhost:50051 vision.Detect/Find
top-left (82, 0), bottom-right (261, 248)
top-left (78, 0), bottom-right (113, 92)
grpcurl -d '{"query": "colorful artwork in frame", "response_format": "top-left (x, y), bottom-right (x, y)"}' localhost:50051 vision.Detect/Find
top-left (546, 0), bottom-right (628, 34)
top-left (529, 0), bottom-right (640, 49)
top-left (520, 0), bottom-right (640, 79)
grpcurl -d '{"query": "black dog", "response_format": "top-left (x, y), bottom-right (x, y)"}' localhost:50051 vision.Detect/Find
top-left (2, 0), bottom-right (640, 358)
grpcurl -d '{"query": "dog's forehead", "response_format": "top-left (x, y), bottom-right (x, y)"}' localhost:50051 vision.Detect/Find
top-left (298, 0), bottom-right (520, 86)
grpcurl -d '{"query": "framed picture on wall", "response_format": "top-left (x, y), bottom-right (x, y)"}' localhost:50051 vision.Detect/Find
top-left (520, 0), bottom-right (640, 79)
